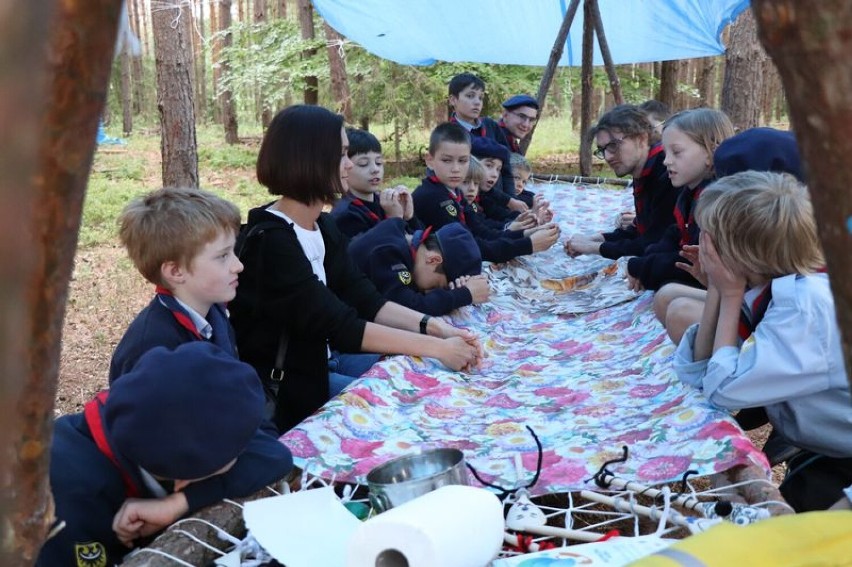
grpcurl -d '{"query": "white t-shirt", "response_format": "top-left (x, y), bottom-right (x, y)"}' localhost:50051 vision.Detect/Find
top-left (267, 206), bottom-right (327, 284)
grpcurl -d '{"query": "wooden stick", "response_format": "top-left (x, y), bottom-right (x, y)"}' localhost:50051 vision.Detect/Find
top-left (580, 490), bottom-right (692, 528)
top-left (507, 523), bottom-right (605, 543)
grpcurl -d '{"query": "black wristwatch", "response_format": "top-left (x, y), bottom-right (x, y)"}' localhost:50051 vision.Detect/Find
top-left (419, 315), bottom-right (431, 335)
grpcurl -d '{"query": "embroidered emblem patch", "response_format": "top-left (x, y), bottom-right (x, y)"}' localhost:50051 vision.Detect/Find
top-left (75, 542), bottom-right (107, 567)
top-left (398, 270), bottom-right (412, 285)
top-left (445, 204), bottom-right (458, 217)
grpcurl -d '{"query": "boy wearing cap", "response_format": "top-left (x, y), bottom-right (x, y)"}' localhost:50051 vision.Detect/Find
top-left (331, 128), bottom-right (422, 240)
top-left (36, 342), bottom-right (294, 567)
top-left (110, 187), bottom-right (244, 381)
top-left (413, 122), bottom-right (560, 264)
top-left (348, 220), bottom-right (490, 315)
top-left (471, 136), bottom-right (522, 224)
top-left (447, 72), bottom-right (527, 213)
top-left (499, 94), bottom-right (540, 155)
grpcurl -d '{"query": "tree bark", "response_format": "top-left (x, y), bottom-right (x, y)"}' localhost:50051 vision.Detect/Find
top-left (1, 0), bottom-right (123, 563)
top-left (657, 60), bottom-right (679, 111)
top-left (753, 0), bottom-right (852, 390)
top-left (220, 0), bottom-right (239, 143)
top-left (579, 0), bottom-right (594, 176)
top-left (324, 22), bottom-right (352, 122)
top-left (210, 0), bottom-right (221, 123)
top-left (196, 0), bottom-right (208, 123)
top-left (129, 0), bottom-right (146, 115)
top-left (153, 0), bottom-right (199, 187)
top-left (721, 8), bottom-right (767, 131)
top-left (297, 0), bottom-right (318, 105)
top-left (698, 57), bottom-right (717, 108)
top-left (254, 0), bottom-right (272, 127)
top-left (121, 46), bottom-right (133, 134)
top-left (278, 0), bottom-right (288, 19)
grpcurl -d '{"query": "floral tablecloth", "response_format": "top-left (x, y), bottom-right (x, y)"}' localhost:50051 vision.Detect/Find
top-left (281, 183), bottom-right (770, 495)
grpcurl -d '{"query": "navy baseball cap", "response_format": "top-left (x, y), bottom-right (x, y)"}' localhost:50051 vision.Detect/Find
top-left (434, 223), bottom-right (482, 281)
top-left (714, 127), bottom-right (804, 182)
top-left (502, 94), bottom-right (540, 111)
top-left (106, 342), bottom-right (265, 480)
top-left (471, 136), bottom-right (510, 164)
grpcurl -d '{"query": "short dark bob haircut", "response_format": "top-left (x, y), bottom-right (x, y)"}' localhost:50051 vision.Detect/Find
top-left (256, 105), bottom-right (345, 205)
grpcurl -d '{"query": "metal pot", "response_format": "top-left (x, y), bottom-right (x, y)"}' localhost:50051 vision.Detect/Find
top-left (366, 448), bottom-right (469, 512)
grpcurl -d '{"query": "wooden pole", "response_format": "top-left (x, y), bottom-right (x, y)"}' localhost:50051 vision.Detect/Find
top-left (579, 0), bottom-right (595, 176)
top-left (589, 0), bottom-right (623, 104)
top-left (519, 0), bottom-right (580, 155)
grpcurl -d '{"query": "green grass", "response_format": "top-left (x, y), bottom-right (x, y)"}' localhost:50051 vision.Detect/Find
top-left (80, 117), bottom-right (581, 248)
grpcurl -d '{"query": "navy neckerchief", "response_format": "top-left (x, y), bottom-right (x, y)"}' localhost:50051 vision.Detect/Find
top-left (427, 175), bottom-right (467, 225)
top-left (155, 287), bottom-right (236, 355)
top-left (633, 143), bottom-right (665, 235)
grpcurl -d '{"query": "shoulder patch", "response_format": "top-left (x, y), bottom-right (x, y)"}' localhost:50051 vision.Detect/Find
top-left (444, 204), bottom-right (458, 217)
top-left (398, 270), bottom-right (412, 285)
top-left (75, 542), bottom-right (107, 567)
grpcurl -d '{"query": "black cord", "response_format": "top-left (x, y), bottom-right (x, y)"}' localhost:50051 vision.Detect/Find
top-left (586, 445), bottom-right (629, 488)
top-left (465, 425), bottom-right (544, 500)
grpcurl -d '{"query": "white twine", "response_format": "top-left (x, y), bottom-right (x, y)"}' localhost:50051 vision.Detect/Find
top-left (130, 547), bottom-right (195, 566)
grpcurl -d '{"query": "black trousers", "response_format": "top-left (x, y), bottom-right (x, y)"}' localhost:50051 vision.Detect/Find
top-left (780, 451), bottom-right (852, 512)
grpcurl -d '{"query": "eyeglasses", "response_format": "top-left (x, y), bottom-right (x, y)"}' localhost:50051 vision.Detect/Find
top-left (510, 110), bottom-right (538, 125)
top-left (593, 137), bottom-right (627, 160)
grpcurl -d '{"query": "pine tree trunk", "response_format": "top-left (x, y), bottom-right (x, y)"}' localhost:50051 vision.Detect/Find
top-left (254, 0), bottom-right (272, 128)
top-left (121, 47), bottom-right (133, 134)
top-left (210, 0), bottom-right (221, 123)
top-left (278, 0), bottom-right (288, 18)
top-left (1, 1), bottom-right (123, 563)
top-left (297, 0), bottom-right (318, 104)
top-left (753, 0), bottom-right (852, 390)
top-left (152, 0), bottom-right (199, 187)
top-left (128, 0), bottom-right (146, 115)
top-left (197, 0), bottom-right (208, 123)
top-left (658, 60), bottom-right (679, 111)
top-left (324, 22), bottom-right (352, 122)
top-left (721, 8), bottom-right (767, 131)
top-left (220, 0), bottom-right (239, 143)
top-left (698, 57), bottom-right (717, 107)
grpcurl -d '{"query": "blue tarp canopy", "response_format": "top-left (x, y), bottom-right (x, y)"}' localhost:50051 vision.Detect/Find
top-left (312, 0), bottom-right (749, 67)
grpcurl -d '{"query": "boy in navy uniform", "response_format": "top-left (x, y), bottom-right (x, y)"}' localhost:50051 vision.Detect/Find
top-left (447, 72), bottom-right (527, 213)
top-left (412, 122), bottom-right (559, 264)
top-left (36, 342), bottom-right (293, 566)
top-left (331, 128), bottom-right (421, 240)
top-left (349, 221), bottom-right (490, 315)
top-left (509, 152), bottom-right (538, 209)
top-left (498, 94), bottom-right (539, 155)
top-left (110, 187), bottom-right (245, 381)
top-left (470, 136), bottom-right (522, 224)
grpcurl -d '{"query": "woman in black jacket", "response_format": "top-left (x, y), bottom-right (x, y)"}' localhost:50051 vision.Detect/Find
top-left (230, 105), bottom-right (482, 432)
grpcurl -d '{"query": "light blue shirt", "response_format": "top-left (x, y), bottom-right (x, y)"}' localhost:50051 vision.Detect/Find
top-left (173, 297), bottom-right (213, 340)
top-left (674, 273), bottom-right (852, 457)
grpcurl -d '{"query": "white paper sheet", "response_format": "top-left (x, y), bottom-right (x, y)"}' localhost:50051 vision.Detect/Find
top-left (243, 487), bottom-right (361, 567)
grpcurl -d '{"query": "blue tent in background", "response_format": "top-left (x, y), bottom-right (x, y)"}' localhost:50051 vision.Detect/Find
top-left (312, 0), bottom-right (749, 66)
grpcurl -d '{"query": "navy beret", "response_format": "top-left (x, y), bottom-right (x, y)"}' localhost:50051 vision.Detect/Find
top-left (435, 223), bottom-right (482, 281)
top-left (714, 127), bottom-right (804, 182)
top-left (471, 136), bottom-right (510, 164)
top-left (502, 94), bottom-right (540, 111)
top-left (106, 342), bottom-right (265, 480)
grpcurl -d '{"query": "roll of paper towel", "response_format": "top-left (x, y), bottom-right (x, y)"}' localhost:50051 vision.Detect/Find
top-left (347, 485), bottom-right (503, 567)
